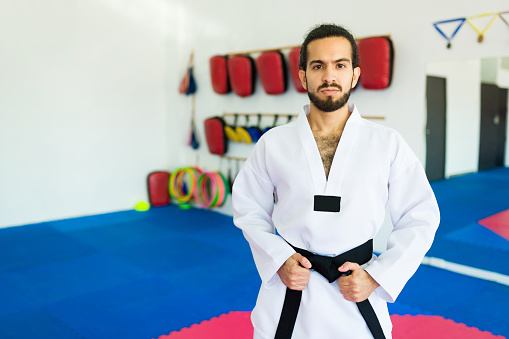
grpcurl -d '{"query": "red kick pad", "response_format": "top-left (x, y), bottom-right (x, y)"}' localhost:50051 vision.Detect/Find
top-left (256, 51), bottom-right (287, 95)
top-left (204, 117), bottom-right (228, 155)
top-left (147, 171), bottom-right (171, 207)
top-left (358, 37), bottom-right (394, 90)
top-left (227, 56), bottom-right (256, 97)
top-left (479, 209), bottom-right (509, 240)
top-left (209, 55), bottom-right (230, 95)
top-left (288, 47), bottom-right (306, 93)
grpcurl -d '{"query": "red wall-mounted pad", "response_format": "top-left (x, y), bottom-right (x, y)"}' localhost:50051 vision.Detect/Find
top-left (288, 47), bottom-right (307, 93)
top-left (227, 56), bottom-right (256, 97)
top-left (255, 51), bottom-right (288, 95)
top-left (204, 117), bottom-right (228, 155)
top-left (147, 171), bottom-right (171, 207)
top-left (357, 37), bottom-right (394, 90)
top-left (209, 55), bottom-right (230, 95)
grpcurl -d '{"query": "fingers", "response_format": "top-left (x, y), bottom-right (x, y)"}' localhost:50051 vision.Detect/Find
top-left (277, 254), bottom-right (311, 291)
top-left (287, 255), bottom-right (311, 290)
top-left (295, 253), bottom-right (312, 269)
top-left (337, 265), bottom-right (380, 303)
top-left (338, 262), bottom-right (362, 288)
top-left (340, 290), bottom-right (365, 303)
top-left (338, 277), bottom-right (368, 303)
top-left (338, 261), bottom-right (360, 273)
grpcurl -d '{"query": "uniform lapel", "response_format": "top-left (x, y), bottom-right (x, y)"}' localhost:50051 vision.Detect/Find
top-left (325, 103), bottom-right (361, 196)
top-left (297, 105), bottom-right (327, 194)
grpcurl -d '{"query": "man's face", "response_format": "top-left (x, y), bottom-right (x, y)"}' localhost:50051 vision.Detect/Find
top-left (298, 37), bottom-right (360, 113)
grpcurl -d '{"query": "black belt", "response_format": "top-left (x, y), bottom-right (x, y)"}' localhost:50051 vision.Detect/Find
top-left (274, 239), bottom-right (386, 339)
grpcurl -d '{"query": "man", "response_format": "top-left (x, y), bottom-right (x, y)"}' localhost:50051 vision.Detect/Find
top-left (232, 23), bottom-right (440, 339)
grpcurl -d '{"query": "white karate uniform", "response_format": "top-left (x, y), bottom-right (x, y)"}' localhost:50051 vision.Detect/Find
top-left (232, 103), bottom-right (440, 339)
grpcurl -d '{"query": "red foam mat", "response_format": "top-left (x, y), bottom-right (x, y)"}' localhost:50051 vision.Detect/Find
top-left (156, 312), bottom-right (504, 339)
top-left (157, 312), bottom-right (252, 339)
top-left (479, 209), bottom-right (509, 240)
top-left (391, 315), bottom-right (505, 339)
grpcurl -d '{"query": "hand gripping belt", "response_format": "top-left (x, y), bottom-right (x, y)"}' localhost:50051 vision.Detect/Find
top-left (275, 239), bottom-right (386, 339)
top-left (357, 37), bottom-right (394, 90)
top-left (255, 51), bottom-right (288, 95)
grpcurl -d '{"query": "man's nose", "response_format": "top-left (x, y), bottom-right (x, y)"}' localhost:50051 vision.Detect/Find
top-left (322, 68), bottom-right (337, 84)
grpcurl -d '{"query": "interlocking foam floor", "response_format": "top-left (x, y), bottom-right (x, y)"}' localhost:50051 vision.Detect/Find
top-left (0, 168), bottom-right (507, 338)
top-left (0, 206), bottom-right (260, 339)
top-left (427, 167), bottom-right (509, 276)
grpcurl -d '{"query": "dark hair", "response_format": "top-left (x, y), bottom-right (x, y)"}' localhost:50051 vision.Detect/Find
top-left (299, 24), bottom-right (359, 70)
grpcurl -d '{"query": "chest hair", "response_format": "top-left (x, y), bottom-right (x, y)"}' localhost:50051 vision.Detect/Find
top-left (313, 132), bottom-right (341, 179)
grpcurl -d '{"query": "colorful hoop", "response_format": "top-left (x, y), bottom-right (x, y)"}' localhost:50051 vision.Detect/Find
top-left (169, 167), bottom-right (202, 204)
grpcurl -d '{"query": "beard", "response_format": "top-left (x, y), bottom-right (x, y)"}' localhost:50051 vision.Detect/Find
top-left (307, 80), bottom-right (352, 113)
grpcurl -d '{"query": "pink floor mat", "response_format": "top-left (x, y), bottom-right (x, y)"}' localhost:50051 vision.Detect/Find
top-left (391, 315), bottom-right (505, 339)
top-left (157, 311), bottom-right (505, 339)
top-left (157, 312), bottom-right (253, 339)
top-left (479, 209), bottom-right (509, 240)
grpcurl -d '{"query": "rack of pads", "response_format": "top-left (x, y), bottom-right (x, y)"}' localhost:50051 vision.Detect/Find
top-left (204, 36), bottom-right (394, 156)
top-left (203, 113), bottom-right (296, 155)
top-left (203, 111), bottom-right (384, 156)
top-left (209, 36), bottom-right (394, 97)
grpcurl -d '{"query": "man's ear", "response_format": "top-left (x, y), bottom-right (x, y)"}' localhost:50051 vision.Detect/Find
top-left (352, 67), bottom-right (361, 88)
top-left (298, 69), bottom-right (307, 90)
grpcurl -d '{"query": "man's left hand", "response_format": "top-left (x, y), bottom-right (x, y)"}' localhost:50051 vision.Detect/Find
top-left (337, 262), bottom-right (380, 303)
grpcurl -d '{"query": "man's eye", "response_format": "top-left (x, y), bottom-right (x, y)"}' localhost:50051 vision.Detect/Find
top-left (337, 64), bottom-right (346, 68)
top-left (313, 65), bottom-right (323, 70)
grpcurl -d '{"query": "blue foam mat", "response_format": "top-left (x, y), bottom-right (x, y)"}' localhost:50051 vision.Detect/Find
top-left (0, 223), bottom-right (97, 271)
top-left (0, 167), bottom-right (508, 339)
top-left (0, 308), bottom-right (81, 339)
top-left (445, 223), bottom-right (509, 252)
top-left (0, 253), bottom-right (149, 308)
top-left (395, 264), bottom-right (509, 337)
top-left (45, 277), bottom-right (237, 339)
top-left (428, 167), bottom-right (509, 276)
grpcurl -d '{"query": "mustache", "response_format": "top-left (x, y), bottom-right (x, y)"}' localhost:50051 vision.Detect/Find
top-left (317, 83), bottom-right (342, 91)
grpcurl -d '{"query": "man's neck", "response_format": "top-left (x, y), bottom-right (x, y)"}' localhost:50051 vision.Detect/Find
top-left (306, 103), bottom-right (352, 137)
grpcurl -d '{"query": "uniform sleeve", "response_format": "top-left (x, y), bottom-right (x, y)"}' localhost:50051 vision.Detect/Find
top-left (232, 140), bottom-right (296, 288)
top-left (364, 135), bottom-right (440, 303)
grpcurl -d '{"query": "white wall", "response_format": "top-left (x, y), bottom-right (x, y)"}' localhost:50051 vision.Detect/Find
top-left (495, 58), bottom-right (509, 88)
top-left (426, 59), bottom-right (482, 177)
top-left (0, 0), bottom-right (173, 227)
top-left (426, 55), bottom-right (509, 177)
top-left (1, 0), bottom-right (508, 228)
top-left (481, 57), bottom-right (509, 169)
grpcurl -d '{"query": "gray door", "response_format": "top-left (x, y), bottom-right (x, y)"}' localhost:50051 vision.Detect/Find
top-left (426, 76), bottom-right (447, 181)
top-left (479, 84), bottom-right (507, 171)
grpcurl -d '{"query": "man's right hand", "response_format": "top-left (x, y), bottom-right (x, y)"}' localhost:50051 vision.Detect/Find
top-left (277, 253), bottom-right (312, 290)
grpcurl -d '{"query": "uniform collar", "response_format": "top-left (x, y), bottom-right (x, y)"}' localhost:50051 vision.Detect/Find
top-left (302, 102), bottom-right (361, 122)
top-left (297, 102), bottom-right (361, 195)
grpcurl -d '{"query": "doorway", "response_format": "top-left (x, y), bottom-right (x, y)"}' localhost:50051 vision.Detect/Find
top-left (478, 84), bottom-right (508, 171)
top-left (425, 76), bottom-right (447, 181)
